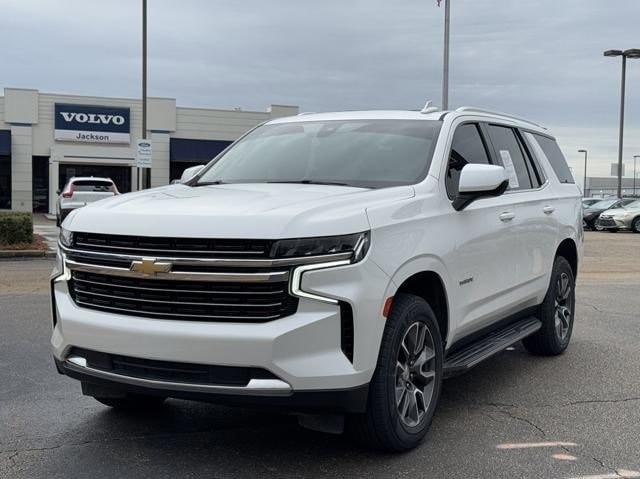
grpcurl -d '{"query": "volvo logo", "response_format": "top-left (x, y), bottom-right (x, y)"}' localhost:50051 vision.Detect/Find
top-left (59, 112), bottom-right (126, 125)
top-left (130, 258), bottom-right (172, 276)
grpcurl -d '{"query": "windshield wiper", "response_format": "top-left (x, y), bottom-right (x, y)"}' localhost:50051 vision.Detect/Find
top-left (266, 180), bottom-right (355, 187)
top-left (194, 180), bottom-right (226, 186)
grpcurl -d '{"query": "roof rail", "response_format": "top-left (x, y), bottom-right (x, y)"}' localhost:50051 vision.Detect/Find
top-left (455, 107), bottom-right (546, 129)
top-left (297, 112), bottom-right (317, 116)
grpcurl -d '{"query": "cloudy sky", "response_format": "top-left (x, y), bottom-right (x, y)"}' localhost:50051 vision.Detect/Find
top-left (2, 0), bottom-right (640, 183)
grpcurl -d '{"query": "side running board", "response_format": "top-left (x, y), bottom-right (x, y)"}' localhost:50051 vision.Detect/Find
top-left (443, 317), bottom-right (542, 378)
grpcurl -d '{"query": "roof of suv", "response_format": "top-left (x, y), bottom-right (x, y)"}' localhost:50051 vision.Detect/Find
top-left (268, 108), bottom-right (549, 134)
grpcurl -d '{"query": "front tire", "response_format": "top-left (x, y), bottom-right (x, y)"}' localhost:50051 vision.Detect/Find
top-left (351, 294), bottom-right (443, 451)
top-left (523, 256), bottom-right (575, 356)
top-left (631, 217), bottom-right (640, 233)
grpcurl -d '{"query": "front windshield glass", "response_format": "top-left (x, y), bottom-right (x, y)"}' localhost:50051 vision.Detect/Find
top-left (195, 119), bottom-right (442, 189)
top-left (626, 200), bottom-right (640, 208)
top-left (591, 199), bottom-right (617, 210)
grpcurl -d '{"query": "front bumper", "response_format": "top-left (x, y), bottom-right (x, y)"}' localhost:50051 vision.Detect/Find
top-left (595, 216), bottom-right (629, 230)
top-left (50, 250), bottom-right (391, 411)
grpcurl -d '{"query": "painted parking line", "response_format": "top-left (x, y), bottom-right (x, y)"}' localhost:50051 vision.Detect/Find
top-left (496, 441), bottom-right (578, 450)
top-left (566, 470), bottom-right (640, 479)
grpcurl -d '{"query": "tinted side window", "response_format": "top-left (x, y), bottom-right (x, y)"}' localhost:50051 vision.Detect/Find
top-left (531, 134), bottom-right (575, 184)
top-left (446, 123), bottom-right (490, 198)
top-left (487, 125), bottom-right (532, 190)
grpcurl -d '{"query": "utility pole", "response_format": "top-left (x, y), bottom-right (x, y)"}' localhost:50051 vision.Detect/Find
top-left (442, 0), bottom-right (450, 110)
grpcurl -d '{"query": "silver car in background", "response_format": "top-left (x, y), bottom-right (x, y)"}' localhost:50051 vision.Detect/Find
top-left (596, 199), bottom-right (640, 233)
top-left (56, 177), bottom-right (119, 226)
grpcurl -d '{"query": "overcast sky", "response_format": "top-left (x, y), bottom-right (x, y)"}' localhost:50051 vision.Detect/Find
top-left (2, 0), bottom-right (640, 182)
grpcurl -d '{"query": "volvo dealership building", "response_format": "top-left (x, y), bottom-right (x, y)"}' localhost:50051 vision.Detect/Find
top-left (0, 87), bottom-right (298, 214)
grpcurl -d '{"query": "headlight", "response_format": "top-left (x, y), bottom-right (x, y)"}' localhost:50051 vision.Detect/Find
top-left (271, 231), bottom-right (370, 263)
top-left (59, 227), bottom-right (73, 248)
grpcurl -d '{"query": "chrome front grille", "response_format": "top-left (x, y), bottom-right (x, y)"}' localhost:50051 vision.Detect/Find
top-left (69, 270), bottom-right (298, 322)
top-left (61, 232), bottom-right (352, 323)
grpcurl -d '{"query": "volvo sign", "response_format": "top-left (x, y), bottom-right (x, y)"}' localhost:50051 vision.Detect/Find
top-left (54, 103), bottom-right (130, 144)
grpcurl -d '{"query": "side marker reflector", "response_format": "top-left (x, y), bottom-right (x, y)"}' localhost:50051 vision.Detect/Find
top-left (382, 297), bottom-right (394, 318)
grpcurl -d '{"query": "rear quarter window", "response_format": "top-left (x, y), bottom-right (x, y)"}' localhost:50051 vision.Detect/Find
top-left (530, 134), bottom-right (575, 184)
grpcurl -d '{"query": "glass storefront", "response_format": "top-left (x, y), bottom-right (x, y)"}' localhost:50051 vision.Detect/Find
top-left (32, 156), bottom-right (49, 213)
top-left (0, 155), bottom-right (10, 210)
top-left (58, 164), bottom-right (132, 194)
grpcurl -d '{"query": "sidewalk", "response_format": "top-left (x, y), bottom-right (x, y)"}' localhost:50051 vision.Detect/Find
top-left (33, 214), bottom-right (58, 253)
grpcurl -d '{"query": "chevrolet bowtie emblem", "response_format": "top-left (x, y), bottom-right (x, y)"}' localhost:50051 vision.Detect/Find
top-left (130, 258), bottom-right (172, 276)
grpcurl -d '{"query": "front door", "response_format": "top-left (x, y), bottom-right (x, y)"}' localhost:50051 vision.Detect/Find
top-left (443, 122), bottom-right (521, 339)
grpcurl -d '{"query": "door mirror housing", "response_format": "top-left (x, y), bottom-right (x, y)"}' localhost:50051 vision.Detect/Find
top-left (453, 164), bottom-right (509, 211)
top-left (180, 164), bottom-right (205, 183)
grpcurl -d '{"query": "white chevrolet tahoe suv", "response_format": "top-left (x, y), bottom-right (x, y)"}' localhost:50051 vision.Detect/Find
top-left (52, 107), bottom-right (583, 451)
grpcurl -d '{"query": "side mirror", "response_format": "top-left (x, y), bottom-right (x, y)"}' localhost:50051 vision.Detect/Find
top-left (453, 164), bottom-right (509, 211)
top-left (180, 164), bottom-right (205, 183)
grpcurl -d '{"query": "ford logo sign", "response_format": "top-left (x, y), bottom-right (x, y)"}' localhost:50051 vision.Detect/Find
top-left (139, 142), bottom-right (151, 147)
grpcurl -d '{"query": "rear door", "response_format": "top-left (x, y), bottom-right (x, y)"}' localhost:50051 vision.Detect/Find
top-left (484, 125), bottom-right (558, 308)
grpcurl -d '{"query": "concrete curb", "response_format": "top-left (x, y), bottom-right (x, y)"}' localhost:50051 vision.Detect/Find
top-left (0, 249), bottom-right (55, 259)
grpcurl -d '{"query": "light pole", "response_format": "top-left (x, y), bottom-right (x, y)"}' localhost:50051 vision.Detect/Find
top-left (603, 48), bottom-right (640, 198)
top-left (139, 0), bottom-right (148, 191)
top-left (578, 149), bottom-right (588, 196)
top-left (441, 0), bottom-right (450, 110)
top-left (634, 155), bottom-right (640, 196)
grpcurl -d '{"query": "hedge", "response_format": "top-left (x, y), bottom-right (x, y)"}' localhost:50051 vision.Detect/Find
top-left (0, 212), bottom-right (33, 245)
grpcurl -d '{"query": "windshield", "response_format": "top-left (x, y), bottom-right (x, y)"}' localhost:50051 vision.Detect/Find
top-left (590, 199), bottom-right (618, 210)
top-left (195, 119), bottom-right (442, 189)
top-left (626, 200), bottom-right (640, 208)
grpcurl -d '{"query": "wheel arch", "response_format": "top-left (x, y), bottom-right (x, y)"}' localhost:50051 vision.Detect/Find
top-left (555, 238), bottom-right (578, 278)
top-left (392, 269), bottom-right (450, 346)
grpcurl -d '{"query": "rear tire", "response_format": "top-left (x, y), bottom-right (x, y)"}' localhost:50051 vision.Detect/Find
top-left (523, 256), bottom-right (575, 356)
top-left (94, 393), bottom-right (166, 410)
top-left (631, 217), bottom-right (640, 233)
top-left (350, 294), bottom-right (443, 451)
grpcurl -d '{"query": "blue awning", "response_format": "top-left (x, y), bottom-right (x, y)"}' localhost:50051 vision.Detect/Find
top-left (170, 138), bottom-right (232, 163)
top-left (0, 130), bottom-right (10, 156)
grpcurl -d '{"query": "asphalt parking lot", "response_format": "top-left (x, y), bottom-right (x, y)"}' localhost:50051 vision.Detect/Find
top-left (1, 231), bottom-right (639, 479)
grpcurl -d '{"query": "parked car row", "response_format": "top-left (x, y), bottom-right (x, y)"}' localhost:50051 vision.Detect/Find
top-left (582, 198), bottom-right (640, 233)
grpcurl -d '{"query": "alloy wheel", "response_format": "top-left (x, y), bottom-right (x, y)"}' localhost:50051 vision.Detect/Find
top-left (554, 272), bottom-right (573, 341)
top-left (395, 322), bottom-right (437, 428)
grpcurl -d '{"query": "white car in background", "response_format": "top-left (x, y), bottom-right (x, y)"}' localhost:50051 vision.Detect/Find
top-left (52, 107), bottom-right (582, 451)
top-left (56, 177), bottom-right (119, 226)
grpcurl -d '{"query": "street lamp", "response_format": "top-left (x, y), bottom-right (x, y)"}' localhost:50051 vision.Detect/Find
top-left (603, 48), bottom-right (640, 198)
top-left (634, 155), bottom-right (640, 197)
top-left (578, 149), bottom-right (588, 196)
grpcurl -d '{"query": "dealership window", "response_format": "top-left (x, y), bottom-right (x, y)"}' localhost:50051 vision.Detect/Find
top-left (32, 156), bottom-right (49, 213)
top-left (0, 155), bottom-right (10, 209)
top-left (169, 138), bottom-right (232, 182)
top-left (0, 130), bottom-right (10, 209)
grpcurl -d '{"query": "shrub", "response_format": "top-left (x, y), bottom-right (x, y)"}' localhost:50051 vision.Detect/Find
top-left (0, 212), bottom-right (33, 245)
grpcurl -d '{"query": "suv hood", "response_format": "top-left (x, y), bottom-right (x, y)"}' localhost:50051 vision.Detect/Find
top-left (65, 183), bottom-right (415, 238)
